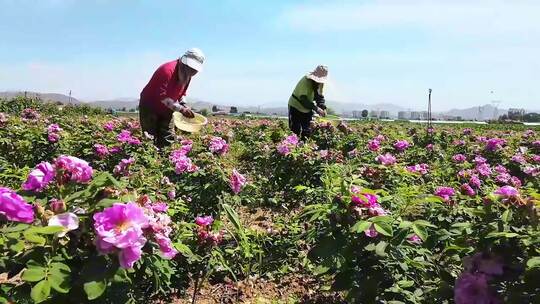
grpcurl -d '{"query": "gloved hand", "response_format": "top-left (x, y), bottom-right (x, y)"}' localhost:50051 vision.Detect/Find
top-left (316, 107), bottom-right (327, 117)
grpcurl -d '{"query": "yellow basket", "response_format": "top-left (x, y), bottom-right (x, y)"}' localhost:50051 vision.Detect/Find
top-left (173, 112), bottom-right (208, 133)
top-left (317, 114), bottom-right (342, 126)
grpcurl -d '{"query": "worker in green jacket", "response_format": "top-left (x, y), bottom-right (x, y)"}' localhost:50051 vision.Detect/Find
top-left (288, 65), bottom-right (328, 139)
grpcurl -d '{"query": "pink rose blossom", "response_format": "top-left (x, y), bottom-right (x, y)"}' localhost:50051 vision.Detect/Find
top-left (48, 212), bottom-right (79, 237)
top-left (277, 134), bottom-right (299, 155)
top-left (364, 224), bottom-right (378, 238)
top-left (367, 139), bottom-right (380, 151)
top-left (494, 173), bottom-right (511, 184)
top-left (494, 186), bottom-right (518, 198)
top-left (460, 184), bottom-right (476, 196)
top-left (406, 164), bottom-right (429, 175)
top-left (376, 153), bottom-right (396, 166)
top-left (408, 234), bottom-right (422, 244)
top-left (47, 123), bottom-right (62, 133)
top-left (103, 121), bottom-right (115, 132)
top-left (55, 155), bottom-right (93, 183)
top-left (474, 156), bottom-right (487, 165)
top-left (0, 187), bottom-right (35, 223)
top-left (49, 198), bottom-right (66, 214)
top-left (469, 175), bottom-right (481, 189)
top-left (435, 186), bottom-right (455, 202)
top-left (476, 163), bottom-right (492, 177)
top-left (93, 203), bottom-right (150, 268)
top-left (47, 132), bottom-right (60, 143)
top-left (523, 166), bottom-right (539, 177)
top-left (113, 158), bottom-right (135, 176)
top-left (22, 161), bottom-right (55, 192)
top-left (209, 137), bottom-right (229, 155)
top-left (485, 138), bottom-right (506, 151)
top-left (452, 154), bottom-right (467, 163)
top-left (393, 140), bottom-right (410, 152)
top-left (94, 144), bottom-right (110, 159)
top-left (230, 169), bottom-right (247, 194)
top-left (173, 155), bottom-right (198, 174)
top-left (510, 176), bottom-right (522, 188)
top-left (511, 154), bottom-right (527, 164)
top-left (195, 215), bottom-right (214, 227)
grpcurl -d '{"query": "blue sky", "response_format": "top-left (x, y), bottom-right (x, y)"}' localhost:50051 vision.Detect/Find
top-left (0, 0), bottom-right (539, 111)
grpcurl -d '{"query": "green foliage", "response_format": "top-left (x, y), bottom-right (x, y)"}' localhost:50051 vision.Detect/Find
top-left (0, 98), bottom-right (539, 303)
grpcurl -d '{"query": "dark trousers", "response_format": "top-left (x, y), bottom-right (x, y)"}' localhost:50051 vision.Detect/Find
top-left (139, 104), bottom-right (173, 148)
top-left (288, 106), bottom-right (313, 139)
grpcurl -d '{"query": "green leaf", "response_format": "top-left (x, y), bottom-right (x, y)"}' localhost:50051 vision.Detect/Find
top-left (294, 185), bottom-right (308, 192)
top-left (370, 215), bottom-right (392, 223)
top-left (84, 280), bottom-right (107, 300)
top-left (0, 223), bottom-right (30, 233)
top-left (451, 222), bottom-right (471, 228)
top-left (96, 198), bottom-right (117, 208)
top-left (398, 221), bottom-right (413, 229)
top-left (485, 232), bottom-right (519, 238)
top-left (23, 232), bottom-right (46, 245)
top-left (350, 220), bottom-right (371, 233)
top-left (413, 220), bottom-right (436, 228)
top-left (222, 203), bottom-right (245, 237)
top-left (375, 241), bottom-right (388, 257)
top-left (412, 224), bottom-right (428, 241)
top-left (373, 222), bottom-right (393, 236)
top-left (21, 267), bottom-right (47, 282)
top-left (30, 280), bottom-right (51, 303)
top-left (397, 280), bottom-right (414, 288)
top-left (526, 257), bottom-right (540, 269)
top-left (48, 263), bottom-right (71, 293)
top-left (421, 195), bottom-right (444, 203)
top-left (29, 226), bottom-right (64, 235)
top-left (501, 209), bottom-right (512, 223)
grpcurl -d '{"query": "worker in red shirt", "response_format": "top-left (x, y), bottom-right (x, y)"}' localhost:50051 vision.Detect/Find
top-left (139, 48), bottom-right (205, 147)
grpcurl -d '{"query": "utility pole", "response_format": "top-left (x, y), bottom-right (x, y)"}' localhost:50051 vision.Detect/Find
top-left (427, 88), bottom-right (432, 131)
top-left (69, 90), bottom-right (72, 104)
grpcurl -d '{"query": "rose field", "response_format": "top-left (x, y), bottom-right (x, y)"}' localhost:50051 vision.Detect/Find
top-left (0, 97), bottom-right (539, 304)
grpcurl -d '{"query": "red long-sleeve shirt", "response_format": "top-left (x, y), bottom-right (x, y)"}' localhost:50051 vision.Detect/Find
top-left (140, 60), bottom-right (190, 115)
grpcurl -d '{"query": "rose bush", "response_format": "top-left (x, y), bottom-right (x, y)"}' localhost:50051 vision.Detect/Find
top-left (0, 97), bottom-right (538, 303)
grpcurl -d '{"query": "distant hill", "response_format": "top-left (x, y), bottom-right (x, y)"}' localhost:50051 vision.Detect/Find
top-left (90, 99), bottom-right (139, 110)
top-left (1, 91), bottom-right (536, 120)
top-left (0, 91), bottom-right (82, 104)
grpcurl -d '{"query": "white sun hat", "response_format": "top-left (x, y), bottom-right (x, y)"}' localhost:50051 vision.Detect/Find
top-left (180, 48), bottom-right (206, 72)
top-left (306, 65), bottom-right (329, 84)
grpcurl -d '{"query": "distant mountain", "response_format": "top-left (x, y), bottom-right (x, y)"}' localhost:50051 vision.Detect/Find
top-left (0, 91), bottom-right (82, 104)
top-left (89, 99), bottom-right (139, 110)
top-left (2, 91), bottom-right (536, 120)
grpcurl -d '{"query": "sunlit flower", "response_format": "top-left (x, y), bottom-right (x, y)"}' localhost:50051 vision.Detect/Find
top-left (0, 187), bottom-right (34, 223)
top-left (48, 212), bottom-right (79, 237)
top-left (22, 161), bottom-right (55, 192)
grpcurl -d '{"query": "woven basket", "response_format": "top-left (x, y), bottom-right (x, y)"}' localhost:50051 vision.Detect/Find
top-left (173, 112), bottom-right (208, 133)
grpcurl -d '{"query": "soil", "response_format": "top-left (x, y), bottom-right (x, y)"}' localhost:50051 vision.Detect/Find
top-left (173, 274), bottom-right (345, 304)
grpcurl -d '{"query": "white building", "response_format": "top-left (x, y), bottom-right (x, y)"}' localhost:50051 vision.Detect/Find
top-left (398, 111), bottom-right (410, 119)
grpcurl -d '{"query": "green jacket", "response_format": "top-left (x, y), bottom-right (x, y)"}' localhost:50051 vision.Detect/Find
top-left (288, 76), bottom-right (326, 113)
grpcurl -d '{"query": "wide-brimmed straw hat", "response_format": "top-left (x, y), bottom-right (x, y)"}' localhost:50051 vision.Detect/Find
top-left (180, 48), bottom-right (205, 72)
top-left (306, 65), bottom-right (328, 83)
